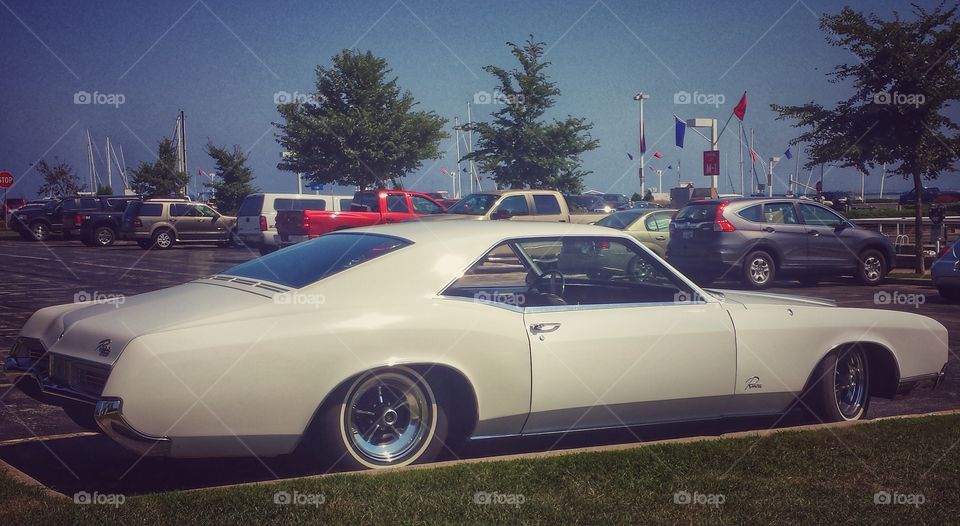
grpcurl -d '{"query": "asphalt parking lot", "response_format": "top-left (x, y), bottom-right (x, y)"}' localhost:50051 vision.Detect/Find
top-left (0, 237), bottom-right (957, 496)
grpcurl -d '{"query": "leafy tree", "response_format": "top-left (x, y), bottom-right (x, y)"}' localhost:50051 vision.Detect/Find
top-left (463, 37), bottom-right (599, 193)
top-left (129, 138), bottom-right (190, 197)
top-left (36, 158), bottom-right (83, 197)
top-left (204, 142), bottom-right (259, 215)
top-left (630, 192), bottom-right (643, 202)
top-left (275, 49), bottom-right (448, 189)
top-left (95, 184), bottom-right (113, 195)
top-left (643, 189), bottom-right (654, 201)
top-left (773, 3), bottom-right (960, 272)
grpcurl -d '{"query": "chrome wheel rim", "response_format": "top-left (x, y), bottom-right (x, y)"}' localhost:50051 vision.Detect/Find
top-left (345, 372), bottom-right (431, 464)
top-left (863, 256), bottom-right (882, 282)
top-left (835, 349), bottom-right (867, 419)
top-left (32, 224), bottom-right (47, 241)
top-left (156, 232), bottom-right (172, 248)
top-left (97, 229), bottom-right (113, 245)
top-left (749, 257), bottom-right (771, 284)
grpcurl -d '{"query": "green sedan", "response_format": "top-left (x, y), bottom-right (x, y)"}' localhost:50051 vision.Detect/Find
top-left (595, 208), bottom-right (676, 257)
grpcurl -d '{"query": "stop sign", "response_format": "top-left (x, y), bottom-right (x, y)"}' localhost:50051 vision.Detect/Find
top-left (0, 172), bottom-right (12, 188)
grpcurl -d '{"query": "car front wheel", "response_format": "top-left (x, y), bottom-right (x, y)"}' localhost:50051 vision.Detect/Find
top-left (857, 249), bottom-right (886, 285)
top-left (28, 222), bottom-right (50, 242)
top-left (808, 346), bottom-right (870, 422)
top-left (317, 367), bottom-right (447, 470)
top-left (743, 250), bottom-right (776, 289)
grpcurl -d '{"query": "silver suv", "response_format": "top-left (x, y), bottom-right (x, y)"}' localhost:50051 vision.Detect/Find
top-left (121, 199), bottom-right (237, 250)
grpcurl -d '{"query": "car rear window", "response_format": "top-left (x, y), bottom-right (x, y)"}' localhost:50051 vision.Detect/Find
top-left (674, 204), bottom-right (717, 223)
top-left (274, 198), bottom-right (327, 211)
top-left (223, 233), bottom-right (411, 288)
top-left (125, 202), bottom-right (162, 217)
top-left (238, 195), bottom-right (264, 216)
top-left (596, 211), bottom-right (641, 229)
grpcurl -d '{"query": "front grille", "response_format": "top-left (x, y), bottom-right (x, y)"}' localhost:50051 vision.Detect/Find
top-left (10, 337), bottom-right (48, 374)
top-left (48, 355), bottom-right (109, 397)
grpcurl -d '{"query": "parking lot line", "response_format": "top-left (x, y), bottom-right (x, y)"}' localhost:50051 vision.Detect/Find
top-left (0, 252), bottom-right (193, 276)
top-left (0, 432), bottom-right (99, 447)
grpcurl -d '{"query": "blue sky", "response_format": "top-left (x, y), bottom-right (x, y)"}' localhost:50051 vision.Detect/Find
top-left (0, 0), bottom-right (953, 200)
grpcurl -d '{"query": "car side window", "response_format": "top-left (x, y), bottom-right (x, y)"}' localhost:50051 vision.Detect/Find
top-left (532, 194), bottom-right (562, 215)
top-left (799, 203), bottom-right (845, 227)
top-left (410, 195), bottom-right (444, 214)
top-left (170, 203), bottom-right (192, 216)
top-left (196, 205), bottom-right (219, 217)
top-left (737, 204), bottom-right (762, 223)
top-left (644, 214), bottom-right (660, 232)
top-left (762, 202), bottom-right (799, 224)
top-left (386, 194), bottom-right (409, 213)
top-left (339, 198), bottom-right (352, 211)
top-left (80, 198), bottom-right (99, 209)
top-left (653, 212), bottom-right (672, 231)
top-left (494, 195), bottom-right (529, 216)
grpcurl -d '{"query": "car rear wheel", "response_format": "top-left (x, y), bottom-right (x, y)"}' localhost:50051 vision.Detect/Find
top-left (28, 222), bottom-right (50, 242)
top-left (808, 346), bottom-right (870, 422)
top-left (315, 367), bottom-right (447, 470)
top-left (743, 250), bottom-right (775, 289)
top-left (857, 249), bottom-right (886, 285)
top-left (152, 229), bottom-right (174, 250)
top-left (93, 226), bottom-right (116, 247)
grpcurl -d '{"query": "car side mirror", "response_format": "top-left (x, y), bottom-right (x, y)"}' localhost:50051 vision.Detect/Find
top-left (491, 209), bottom-right (513, 220)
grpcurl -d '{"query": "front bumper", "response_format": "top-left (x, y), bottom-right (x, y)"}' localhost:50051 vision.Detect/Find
top-left (95, 399), bottom-right (170, 456)
top-left (895, 364), bottom-right (948, 397)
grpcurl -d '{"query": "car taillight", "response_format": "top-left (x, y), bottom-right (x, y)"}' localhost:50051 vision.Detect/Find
top-left (133, 218), bottom-right (142, 228)
top-left (302, 215), bottom-right (310, 232)
top-left (74, 214), bottom-right (83, 226)
top-left (713, 201), bottom-right (736, 232)
top-left (259, 215), bottom-right (268, 231)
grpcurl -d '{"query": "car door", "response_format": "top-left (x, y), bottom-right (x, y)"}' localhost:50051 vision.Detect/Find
top-left (519, 236), bottom-right (737, 433)
top-left (169, 203), bottom-right (200, 240)
top-left (195, 204), bottom-right (230, 239)
top-left (490, 195), bottom-right (533, 221)
top-left (409, 195), bottom-right (445, 216)
top-left (759, 202), bottom-right (809, 270)
top-left (383, 193), bottom-right (414, 223)
top-left (638, 211), bottom-right (672, 257)
top-left (798, 202), bottom-right (858, 269)
top-left (531, 194), bottom-right (566, 222)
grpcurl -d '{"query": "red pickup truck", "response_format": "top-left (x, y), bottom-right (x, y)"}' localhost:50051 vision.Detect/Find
top-left (276, 190), bottom-right (447, 245)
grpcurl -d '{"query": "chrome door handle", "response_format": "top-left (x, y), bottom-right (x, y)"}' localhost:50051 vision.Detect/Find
top-left (655, 235), bottom-right (666, 240)
top-left (808, 230), bottom-right (821, 236)
top-left (762, 226), bottom-right (775, 233)
top-left (530, 323), bottom-right (561, 334)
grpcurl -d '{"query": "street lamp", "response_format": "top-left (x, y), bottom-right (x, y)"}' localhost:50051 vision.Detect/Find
top-left (634, 92), bottom-right (650, 196)
top-left (767, 156), bottom-right (781, 197)
top-left (281, 151), bottom-right (303, 194)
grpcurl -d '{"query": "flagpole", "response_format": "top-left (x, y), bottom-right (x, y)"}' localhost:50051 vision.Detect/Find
top-left (750, 128), bottom-right (756, 195)
top-left (793, 145), bottom-right (801, 195)
top-left (738, 121), bottom-right (744, 196)
top-left (879, 162), bottom-right (886, 199)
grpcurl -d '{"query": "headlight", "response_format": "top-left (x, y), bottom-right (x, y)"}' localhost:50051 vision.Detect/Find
top-left (9, 337), bottom-right (28, 358)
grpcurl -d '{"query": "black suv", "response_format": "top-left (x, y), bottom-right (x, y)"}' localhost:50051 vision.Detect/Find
top-left (666, 198), bottom-right (896, 289)
top-left (9, 195), bottom-right (140, 242)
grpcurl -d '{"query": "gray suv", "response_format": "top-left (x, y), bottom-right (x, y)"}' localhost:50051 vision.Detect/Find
top-left (667, 198), bottom-right (895, 288)
top-left (121, 199), bottom-right (237, 250)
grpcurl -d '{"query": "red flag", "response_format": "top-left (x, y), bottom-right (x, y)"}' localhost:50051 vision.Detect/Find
top-left (733, 92), bottom-right (747, 120)
top-left (198, 167), bottom-right (204, 176)
top-left (750, 149), bottom-right (758, 161)
top-left (653, 151), bottom-right (662, 159)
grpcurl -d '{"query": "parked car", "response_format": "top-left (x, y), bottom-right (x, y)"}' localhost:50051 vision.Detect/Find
top-left (932, 238), bottom-right (959, 302)
top-left (2, 197), bottom-right (27, 220)
top-left (3, 221), bottom-right (946, 469)
top-left (932, 190), bottom-right (960, 204)
top-left (631, 201), bottom-right (659, 210)
top-left (899, 187), bottom-right (940, 205)
top-left (564, 194), bottom-right (608, 214)
top-left (423, 190), bottom-right (608, 224)
top-left (595, 208), bottom-right (676, 257)
top-left (62, 195), bottom-right (143, 245)
top-left (667, 198), bottom-right (896, 288)
top-left (601, 193), bottom-right (632, 211)
top-left (237, 193), bottom-right (353, 255)
top-left (820, 191), bottom-right (854, 211)
top-left (275, 190), bottom-right (447, 246)
top-left (8, 198), bottom-right (65, 241)
top-left (120, 199), bottom-right (237, 249)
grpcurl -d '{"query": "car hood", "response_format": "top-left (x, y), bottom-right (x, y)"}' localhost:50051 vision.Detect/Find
top-left (33, 281), bottom-right (274, 367)
top-left (707, 289), bottom-right (836, 308)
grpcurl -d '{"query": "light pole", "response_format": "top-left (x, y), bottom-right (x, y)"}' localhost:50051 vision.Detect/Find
top-left (767, 156), bottom-right (781, 197)
top-left (634, 92), bottom-right (650, 196)
top-left (282, 151), bottom-right (302, 194)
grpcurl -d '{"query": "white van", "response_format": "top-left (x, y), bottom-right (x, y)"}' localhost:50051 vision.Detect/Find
top-left (237, 193), bottom-right (353, 254)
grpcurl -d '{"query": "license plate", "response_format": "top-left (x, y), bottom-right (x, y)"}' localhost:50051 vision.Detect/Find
top-left (682, 231), bottom-right (694, 239)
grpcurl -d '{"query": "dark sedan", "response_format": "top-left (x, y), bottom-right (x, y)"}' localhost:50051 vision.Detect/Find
top-left (666, 198), bottom-right (896, 289)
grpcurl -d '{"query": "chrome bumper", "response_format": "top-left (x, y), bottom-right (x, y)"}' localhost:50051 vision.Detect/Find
top-left (94, 399), bottom-right (170, 456)
top-left (3, 355), bottom-right (99, 405)
top-left (895, 364), bottom-right (948, 397)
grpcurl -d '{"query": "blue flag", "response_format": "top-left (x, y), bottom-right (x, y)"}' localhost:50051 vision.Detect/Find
top-left (675, 117), bottom-right (686, 148)
top-left (626, 152), bottom-right (634, 161)
top-left (784, 148), bottom-right (793, 160)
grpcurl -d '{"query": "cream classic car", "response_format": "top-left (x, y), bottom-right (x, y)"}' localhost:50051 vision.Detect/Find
top-left (3, 221), bottom-right (948, 469)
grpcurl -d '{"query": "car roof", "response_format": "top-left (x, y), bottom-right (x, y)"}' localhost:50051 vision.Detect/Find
top-left (349, 219), bottom-right (632, 249)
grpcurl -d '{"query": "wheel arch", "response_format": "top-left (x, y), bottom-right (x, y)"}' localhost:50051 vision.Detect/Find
top-left (744, 243), bottom-right (782, 270)
top-left (858, 242), bottom-right (895, 274)
top-left (799, 341), bottom-right (901, 402)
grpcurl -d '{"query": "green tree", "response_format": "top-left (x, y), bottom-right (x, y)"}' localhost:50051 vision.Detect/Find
top-left (36, 158), bottom-right (83, 197)
top-left (643, 189), bottom-right (654, 202)
top-left (773, 3), bottom-right (960, 272)
top-left (275, 49), bottom-right (448, 189)
top-left (463, 37), bottom-right (599, 193)
top-left (630, 192), bottom-right (643, 202)
top-left (204, 142), bottom-right (259, 215)
top-left (129, 138), bottom-right (189, 197)
top-left (95, 184), bottom-right (113, 195)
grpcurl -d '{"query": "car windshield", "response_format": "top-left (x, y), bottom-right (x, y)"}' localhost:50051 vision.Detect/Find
top-left (674, 204), bottom-right (717, 223)
top-left (596, 211), bottom-right (641, 229)
top-left (223, 233), bottom-right (411, 288)
top-left (447, 194), bottom-right (499, 215)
